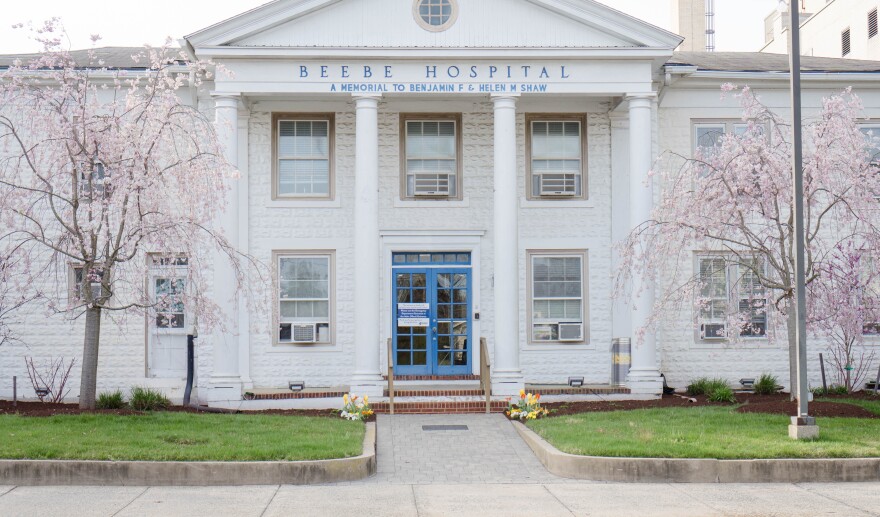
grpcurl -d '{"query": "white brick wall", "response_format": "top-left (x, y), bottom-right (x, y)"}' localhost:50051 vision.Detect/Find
top-left (4, 83), bottom-right (880, 403)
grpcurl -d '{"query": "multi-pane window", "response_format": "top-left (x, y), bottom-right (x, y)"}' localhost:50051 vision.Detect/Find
top-left (862, 254), bottom-right (880, 336)
top-left (870, 9), bottom-right (878, 39)
top-left (149, 256), bottom-right (189, 329)
top-left (416, 0), bottom-right (456, 29)
top-left (70, 265), bottom-right (105, 302)
top-left (693, 122), bottom-right (753, 156)
top-left (403, 117), bottom-right (459, 199)
top-left (697, 256), bottom-right (768, 341)
top-left (274, 116), bottom-right (332, 198)
top-left (529, 253), bottom-right (586, 343)
top-left (529, 118), bottom-right (585, 198)
top-left (843, 28), bottom-right (852, 57)
top-left (278, 254), bottom-right (331, 344)
top-left (859, 124), bottom-right (880, 164)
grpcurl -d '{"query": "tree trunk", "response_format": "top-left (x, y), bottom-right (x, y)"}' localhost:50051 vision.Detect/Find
top-left (786, 308), bottom-right (798, 401)
top-left (79, 306), bottom-right (101, 409)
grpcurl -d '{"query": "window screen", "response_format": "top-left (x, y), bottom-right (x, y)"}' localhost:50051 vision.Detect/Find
top-left (277, 120), bottom-right (330, 197)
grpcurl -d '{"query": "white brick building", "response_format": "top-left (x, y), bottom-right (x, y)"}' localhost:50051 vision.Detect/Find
top-left (2, 0), bottom-right (880, 409)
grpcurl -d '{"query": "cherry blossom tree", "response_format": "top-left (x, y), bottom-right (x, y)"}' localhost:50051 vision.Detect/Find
top-left (616, 85), bottom-right (880, 395)
top-left (809, 244), bottom-right (880, 393)
top-left (0, 24), bottom-right (267, 408)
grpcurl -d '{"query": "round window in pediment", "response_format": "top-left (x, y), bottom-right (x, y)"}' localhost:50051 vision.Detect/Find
top-left (413, 0), bottom-right (458, 32)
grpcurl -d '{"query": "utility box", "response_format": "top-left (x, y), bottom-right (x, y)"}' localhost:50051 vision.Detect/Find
top-left (611, 338), bottom-right (632, 386)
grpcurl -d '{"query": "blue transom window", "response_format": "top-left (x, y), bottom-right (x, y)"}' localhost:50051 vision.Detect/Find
top-left (393, 252), bottom-right (470, 266)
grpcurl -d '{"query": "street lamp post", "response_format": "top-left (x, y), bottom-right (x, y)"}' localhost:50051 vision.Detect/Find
top-left (786, 0), bottom-right (818, 440)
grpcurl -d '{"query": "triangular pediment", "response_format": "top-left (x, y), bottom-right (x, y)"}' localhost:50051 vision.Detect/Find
top-left (186, 0), bottom-right (682, 50)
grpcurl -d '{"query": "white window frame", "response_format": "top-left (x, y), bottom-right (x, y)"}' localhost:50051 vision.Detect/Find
top-left (147, 255), bottom-right (190, 332)
top-left (274, 251), bottom-right (335, 346)
top-left (272, 114), bottom-right (335, 201)
top-left (695, 254), bottom-right (769, 343)
top-left (526, 114), bottom-right (588, 200)
top-left (68, 264), bottom-right (106, 303)
top-left (400, 114), bottom-right (462, 200)
top-left (527, 250), bottom-right (588, 345)
top-left (412, 0), bottom-right (459, 32)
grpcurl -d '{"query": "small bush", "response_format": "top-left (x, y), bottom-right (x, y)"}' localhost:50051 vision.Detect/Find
top-left (707, 385), bottom-right (736, 403)
top-left (129, 387), bottom-right (171, 411)
top-left (95, 390), bottom-right (127, 410)
top-left (686, 377), bottom-right (711, 396)
top-left (687, 377), bottom-right (729, 397)
top-left (753, 373), bottom-right (779, 395)
top-left (811, 385), bottom-right (849, 396)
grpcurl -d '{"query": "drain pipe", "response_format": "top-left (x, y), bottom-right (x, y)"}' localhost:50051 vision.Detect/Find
top-left (183, 334), bottom-right (195, 407)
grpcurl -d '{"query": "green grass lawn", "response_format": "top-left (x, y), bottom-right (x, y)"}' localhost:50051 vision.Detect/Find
top-left (527, 406), bottom-right (880, 459)
top-left (0, 412), bottom-right (364, 461)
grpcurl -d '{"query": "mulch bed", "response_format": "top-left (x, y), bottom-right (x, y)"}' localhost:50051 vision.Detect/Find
top-left (542, 392), bottom-right (880, 420)
top-left (0, 400), bottom-right (364, 420)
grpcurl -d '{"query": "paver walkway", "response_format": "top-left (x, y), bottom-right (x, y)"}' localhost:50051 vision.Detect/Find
top-left (356, 413), bottom-right (566, 484)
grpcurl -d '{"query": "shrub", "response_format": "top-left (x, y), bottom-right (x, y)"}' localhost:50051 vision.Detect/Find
top-left (707, 385), bottom-right (736, 403)
top-left (129, 387), bottom-right (171, 411)
top-left (95, 390), bottom-right (127, 409)
top-left (811, 385), bottom-right (849, 396)
top-left (686, 377), bottom-right (711, 396)
top-left (687, 377), bottom-right (729, 397)
top-left (753, 373), bottom-right (779, 395)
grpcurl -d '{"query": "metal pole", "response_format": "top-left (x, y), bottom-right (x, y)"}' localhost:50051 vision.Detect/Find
top-left (12, 376), bottom-right (16, 407)
top-left (788, 2), bottom-right (811, 423)
top-left (819, 353), bottom-right (827, 392)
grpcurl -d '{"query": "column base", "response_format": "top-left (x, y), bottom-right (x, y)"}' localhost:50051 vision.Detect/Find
top-left (789, 416), bottom-right (819, 440)
top-left (206, 376), bottom-right (244, 405)
top-left (350, 373), bottom-right (384, 398)
top-left (626, 368), bottom-right (663, 396)
top-left (491, 370), bottom-right (525, 397)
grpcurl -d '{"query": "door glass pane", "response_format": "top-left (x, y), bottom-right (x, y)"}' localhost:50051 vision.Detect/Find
top-left (413, 351), bottom-right (427, 366)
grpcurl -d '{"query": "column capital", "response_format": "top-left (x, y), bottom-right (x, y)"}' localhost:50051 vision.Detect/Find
top-left (353, 94), bottom-right (382, 106)
top-left (491, 94), bottom-right (520, 107)
top-left (625, 93), bottom-right (657, 109)
top-left (210, 92), bottom-right (241, 106)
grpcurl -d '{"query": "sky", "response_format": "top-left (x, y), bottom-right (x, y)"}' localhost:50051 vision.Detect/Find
top-left (0, 0), bottom-right (781, 54)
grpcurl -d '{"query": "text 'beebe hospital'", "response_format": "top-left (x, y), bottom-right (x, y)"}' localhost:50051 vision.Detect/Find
top-left (298, 64), bottom-right (572, 80)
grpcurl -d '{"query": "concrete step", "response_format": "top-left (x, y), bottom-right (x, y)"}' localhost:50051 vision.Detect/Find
top-left (383, 374), bottom-right (481, 382)
top-left (373, 400), bottom-right (507, 414)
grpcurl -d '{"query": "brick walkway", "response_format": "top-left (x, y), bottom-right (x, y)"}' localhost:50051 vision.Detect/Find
top-left (353, 413), bottom-right (570, 485)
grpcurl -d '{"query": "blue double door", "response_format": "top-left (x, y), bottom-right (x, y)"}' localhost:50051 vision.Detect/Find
top-left (393, 266), bottom-right (472, 376)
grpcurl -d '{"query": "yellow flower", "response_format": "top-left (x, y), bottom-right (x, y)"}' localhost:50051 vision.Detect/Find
top-left (364, 395), bottom-right (369, 404)
top-left (519, 389), bottom-right (526, 398)
top-left (343, 394), bottom-right (349, 404)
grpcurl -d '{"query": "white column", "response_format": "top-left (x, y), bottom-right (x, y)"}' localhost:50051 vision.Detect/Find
top-left (237, 111), bottom-right (253, 389)
top-left (351, 94), bottom-right (383, 396)
top-left (626, 94), bottom-right (663, 396)
top-left (207, 93), bottom-right (242, 404)
top-left (491, 94), bottom-right (524, 396)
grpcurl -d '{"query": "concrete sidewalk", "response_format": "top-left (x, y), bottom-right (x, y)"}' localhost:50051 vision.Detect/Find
top-left (0, 482), bottom-right (878, 516)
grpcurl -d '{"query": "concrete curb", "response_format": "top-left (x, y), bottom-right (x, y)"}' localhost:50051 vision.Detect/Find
top-left (0, 422), bottom-right (375, 486)
top-left (512, 421), bottom-right (880, 483)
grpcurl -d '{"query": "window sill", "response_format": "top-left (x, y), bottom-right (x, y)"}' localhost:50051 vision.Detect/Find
top-left (266, 198), bottom-right (341, 209)
top-left (522, 342), bottom-right (593, 352)
top-left (393, 197), bottom-right (470, 208)
top-left (268, 342), bottom-right (341, 353)
top-left (520, 198), bottom-right (594, 209)
top-left (691, 339), bottom-right (782, 350)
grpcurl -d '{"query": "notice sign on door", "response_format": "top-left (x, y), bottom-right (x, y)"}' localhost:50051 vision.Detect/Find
top-left (397, 303), bottom-right (430, 327)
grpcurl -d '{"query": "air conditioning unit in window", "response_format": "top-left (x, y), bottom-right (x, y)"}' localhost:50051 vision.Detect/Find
top-left (413, 173), bottom-right (452, 196)
top-left (539, 173), bottom-right (577, 196)
top-left (292, 323), bottom-right (317, 344)
top-left (700, 323), bottom-right (726, 340)
top-left (558, 323), bottom-right (583, 342)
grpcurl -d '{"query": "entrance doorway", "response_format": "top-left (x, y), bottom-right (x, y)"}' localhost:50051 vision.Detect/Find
top-left (392, 252), bottom-right (472, 376)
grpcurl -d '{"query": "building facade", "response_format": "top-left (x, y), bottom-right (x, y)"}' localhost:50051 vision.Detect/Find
top-left (2, 0), bottom-right (880, 408)
top-left (763, 0), bottom-right (880, 60)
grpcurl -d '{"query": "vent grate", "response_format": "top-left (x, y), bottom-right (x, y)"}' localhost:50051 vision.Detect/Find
top-left (422, 425), bottom-right (469, 431)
